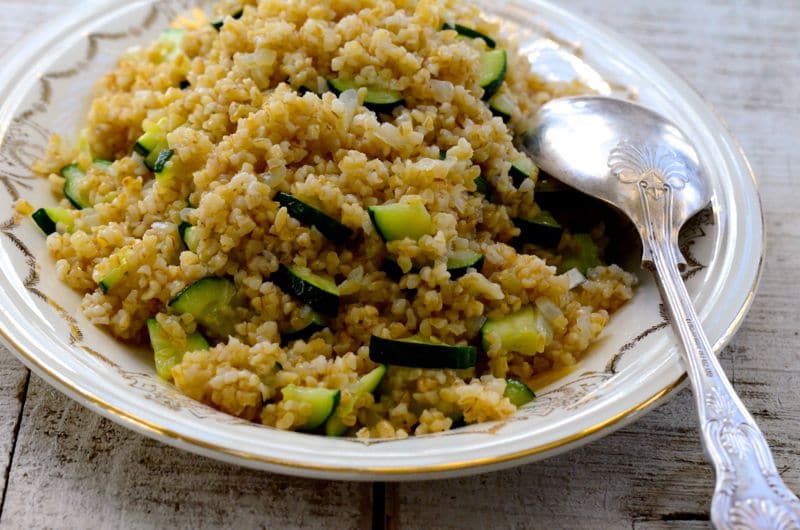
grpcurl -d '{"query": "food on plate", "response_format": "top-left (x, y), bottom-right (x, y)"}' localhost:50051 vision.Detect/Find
top-left (19, 0), bottom-right (637, 438)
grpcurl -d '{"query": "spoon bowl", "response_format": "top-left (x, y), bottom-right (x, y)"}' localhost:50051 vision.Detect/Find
top-left (524, 96), bottom-right (800, 530)
top-left (524, 96), bottom-right (711, 268)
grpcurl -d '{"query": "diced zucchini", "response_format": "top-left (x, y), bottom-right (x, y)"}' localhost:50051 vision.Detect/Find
top-left (478, 49), bottom-right (507, 100)
top-left (441, 23), bottom-right (496, 49)
top-left (147, 319), bottom-right (209, 380)
top-left (447, 250), bottom-right (484, 279)
top-left (160, 28), bottom-right (185, 62)
top-left (489, 92), bottom-right (514, 123)
top-left (509, 156), bottom-right (539, 188)
top-left (178, 222), bottom-right (200, 252)
top-left (504, 378), bottom-right (536, 407)
top-left (558, 233), bottom-right (603, 275)
top-left (211, 9), bottom-right (243, 31)
top-left (474, 175), bottom-right (490, 196)
top-left (169, 277), bottom-right (238, 338)
top-left (438, 149), bottom-right (447, 160)
top-left (280, 385), bottom-right (341, 431)
top-left (514, 210), bottom-right (564, 248)
top-left (368, 199), bottom-right (433, 242)
top-left (31, 207), bottom-right (75, 235)
top-left (275, 192), bottom-right (354, 243)
top-left (61, 164), bottom-right (91, 210)
top-left (272, 264), bottom-right (340, 316)
top-left (325, 365), bottom-right (387, 436)
top-left (133, 120), bottom-right (165, 157)
top-left (282, 310), bottom-right (328, 344)
top-left (369, 335), bottom-right (477, 369)
top-left (99, 255), bottom-right (129, 294)
top-left (481, 307), bottom-right (553, 356)
top-left (327, 79), bottom-right (404, 112)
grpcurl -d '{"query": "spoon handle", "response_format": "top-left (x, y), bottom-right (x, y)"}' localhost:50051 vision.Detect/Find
top-left (642, 186), bottom-right (800, 530)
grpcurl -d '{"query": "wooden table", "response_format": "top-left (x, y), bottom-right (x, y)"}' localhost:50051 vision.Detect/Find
top-left (0, 1), bottom-right (797, 528)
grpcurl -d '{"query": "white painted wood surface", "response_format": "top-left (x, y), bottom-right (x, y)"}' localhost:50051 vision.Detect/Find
top-left (0, 1), bottom-right (797, 528)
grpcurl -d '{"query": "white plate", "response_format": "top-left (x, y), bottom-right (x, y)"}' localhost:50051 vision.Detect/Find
top-left (0, 0), bottom-right (763, 480)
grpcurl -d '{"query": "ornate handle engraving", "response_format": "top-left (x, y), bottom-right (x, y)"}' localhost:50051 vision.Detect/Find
top-left (610, 142), bottom-right (800, 530)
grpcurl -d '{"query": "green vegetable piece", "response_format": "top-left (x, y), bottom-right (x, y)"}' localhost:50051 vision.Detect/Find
top-left (447, 250), bottom-right (484, 279)
top-left (281, 385), bottom-right (341, 431)
top-left (147, 319), bottom-right (209, 380)
top-left (32, 207), bottom-right (75, 236)
top-left (327, 78), bottom-right (405, 112)
top-left (489, 92), bottom-right (514, 123)
top-left (514, 210), bottom-right (564, 248)
top-left (99, 255), bottom-right (130, 294)
top-left (325, 365), bottom-right (387, 436)
top-left (474, 176), bottom-right (490, 196)
top-left (169, 277), bottom-right (238, 338)
top-left (478, 49), bottom-right (507, 100)
top-left (504, 378), bottom-right (536, 407)
top-left (368, 199), bottom-right (433, 242)
top-left (61, 164), bottom-right (91, 210)
top-left (282, 310), bottom-right (328, 344)
top-left (275, 192), bottom-right (354, 243)
top-left (369, 335), bottom-right (477, 369)
top-left (178, 222), bottom-right (200, 252)
top-left (558, 233), bottom-right (603, 275)
top-left (509, 156), bottom-right (538, 188)
top-left (481, 307), bottom-right (553, 356)
top-left (272, 264), bottom-right (340, 316)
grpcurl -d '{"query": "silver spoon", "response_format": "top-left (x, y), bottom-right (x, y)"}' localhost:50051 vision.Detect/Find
top-left (524, 96), bottom-right (800, 530)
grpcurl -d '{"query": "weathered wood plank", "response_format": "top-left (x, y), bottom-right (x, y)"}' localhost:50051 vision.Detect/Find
top-left (0, 376), bottom-right (373, 530)
top-left (392, 0), bottom-right (800, 527)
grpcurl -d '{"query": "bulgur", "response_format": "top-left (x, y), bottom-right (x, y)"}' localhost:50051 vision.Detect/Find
top-left (26, 0), bottom-right (637, 438)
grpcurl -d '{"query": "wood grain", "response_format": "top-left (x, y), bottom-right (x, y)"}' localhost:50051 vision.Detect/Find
top-left (0, 376), bottom-right (373, 530)
top-left (0, 0), bottom-right (798, 528)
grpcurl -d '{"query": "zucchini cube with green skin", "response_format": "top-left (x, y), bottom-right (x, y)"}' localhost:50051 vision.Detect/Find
top-left (61, 164), bottom-right (91, 210)
top-left (558, 233), bottom-right (603, 275)
top-left (32, 207), bottom-right (75, 235)
top-left (447, 250), bottom-right (485, 279)
top-left (169, 277), bottom-right (238, 338)
top-left (281, 310), bottom-right (328, 345)
top-left (478, 49), bottom-right (507, 100)
top-left (274, 192), bottom-right (354, 243)
top-left (325, 365), bottom-right (387, 436)
top-left (272, 265), bottom-right (340, 316)
top-left (147, 319), bottom-right (209, 380)
top-left (368, 199), bottom-right (433, 242)
top-left (514, 210), bottom-right (564, 248)
top-left (99, 254), bottom-right (130, 294)
top-left (369, 335), bottom-right (477, 369)
top-left (481, 307), bottom-right (553, 356)
top-left (509, 156), bottom-right (539, 188)
top-left (327, 78), bottom-right (404, 113)
top-left (178, 222), bottom-right (200, 252)
top-left (504, 378), bottom-right (536, 407)
top-left (488, 92), bottom-right (514, 123)
top-left (280, 385), bottom-right (341, 431)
